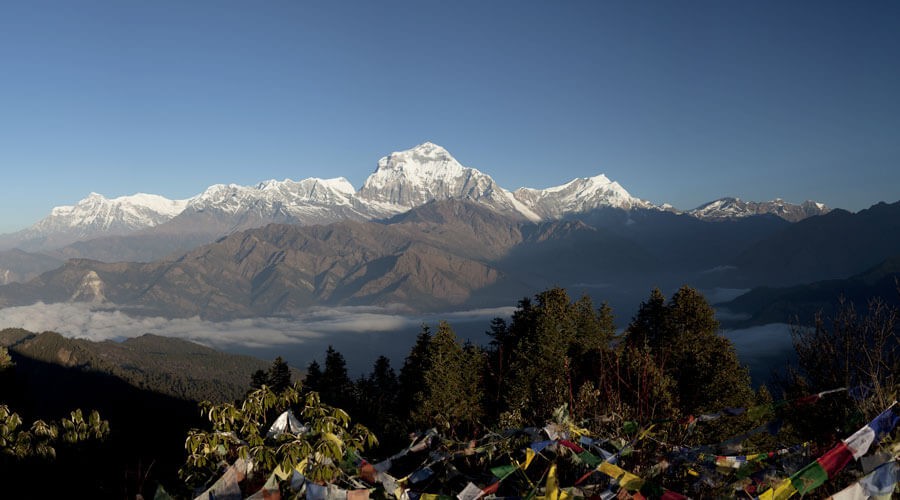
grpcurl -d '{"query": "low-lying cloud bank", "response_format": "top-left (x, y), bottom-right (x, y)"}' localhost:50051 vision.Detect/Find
top-left (0, 302), bottom-right (517, 350)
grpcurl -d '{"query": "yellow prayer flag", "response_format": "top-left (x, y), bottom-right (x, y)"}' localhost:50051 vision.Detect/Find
top-left (546, 463), bottom-right (559, 500)
top-left (522, 448), bottom-right (536, 470)
top-left (598, 461), bottom-right (643, 491)
top-left (757, 478), bottom-right (797, 500)
top-left (273, 465), bottom-right (291, 481)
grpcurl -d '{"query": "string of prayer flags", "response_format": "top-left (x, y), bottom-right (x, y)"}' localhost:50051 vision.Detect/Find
top-left (531, 440), bottom-right (553, 454)
top-left (697, 442), bottom-right (810, 471)
top-left (828, 460), bottom-right (898, 499)
top-left (757, 402), bottom-right (899, 500)
top-left (794, 387), bottom-right (849, 406)
top-left (193, 458), bottom-right (249, 500)
top-left (678, 385), bottom-right (850, 426)
top-left (246, 471), bottom-right (282, 499)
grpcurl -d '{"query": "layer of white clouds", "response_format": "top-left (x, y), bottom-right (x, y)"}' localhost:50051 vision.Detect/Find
top-left (0, 302), bottom-right (516, 350)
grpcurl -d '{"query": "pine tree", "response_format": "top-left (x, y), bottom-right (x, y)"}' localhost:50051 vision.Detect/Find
top-left (369, 355), bottom-right (399, 401)
top-left (417, 321), bottom-right (483, 435)
top-left (250, 369), bottom-right (268, 390)
top-left (624, 288), bottom-right (668, 352)
top-left (355, 356), bottom-right (403, 450)
top-left (624, 287), bottom-right (753, 416)
top-left (304, 359), bottom-right (323, 392)
top-left (320, 346), bottom-right (353, 410)
top-left (267, 356), bottom-right (292, 393)
top-left (397, 324), bottom-right (432, 420)
top-left (484, 317), bottom-right (510, 422)
top-left (503, 288), bottom-right (580, 425)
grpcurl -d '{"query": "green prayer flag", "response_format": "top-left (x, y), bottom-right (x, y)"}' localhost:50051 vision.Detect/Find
top-left (577, 451), bottom-right (602, 467)
top-left (789, 461), bottom-right (828, 495)
top-left (491, 464), bottom-right (518, 479)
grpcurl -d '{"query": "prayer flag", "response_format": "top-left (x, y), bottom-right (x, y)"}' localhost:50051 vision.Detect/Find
top-left (457, 482), bottom-right (483, 500)
top-left (758, 404), bottom-right (899, 500)
top-left (521, 448), bottom-right (536, 470)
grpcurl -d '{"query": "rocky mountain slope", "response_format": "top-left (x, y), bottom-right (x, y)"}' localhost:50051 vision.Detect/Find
top-left (0, 201), bottom-right (528, 318)
top-left (0, 249), bottom-right (63, 285)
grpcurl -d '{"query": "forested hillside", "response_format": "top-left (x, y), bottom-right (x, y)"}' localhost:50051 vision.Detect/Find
top-left (0, 329), bottom-right (283, 402)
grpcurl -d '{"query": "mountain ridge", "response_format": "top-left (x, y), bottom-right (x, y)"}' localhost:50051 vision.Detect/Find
top-left (688, 197), bottom-right (829, 222)
top-left (1, 143), bottom-right (825, 259)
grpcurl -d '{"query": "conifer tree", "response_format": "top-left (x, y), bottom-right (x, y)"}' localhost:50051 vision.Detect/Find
top-left (320, 346), bottom-right (353, 410)
top-left (397, 324), bottom-right (432, 419)
top-left (267, 356), bottom-right (292, 393)
top-left (416, 321), bottom-right (483, 434)
top-left (624, 286), bottom-right (753, 416)
top-left (304, 359), bottom-right (323, 393)
top-left (624, 288), bottom-right (668, 352)
top-left (503, 288), bottom-right (581, 425)
top-left (250, 369), bottom-right (268, 390)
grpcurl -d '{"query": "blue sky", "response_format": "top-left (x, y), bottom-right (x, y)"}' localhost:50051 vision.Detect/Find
top-left (1, 0), bottom-right (898, 233)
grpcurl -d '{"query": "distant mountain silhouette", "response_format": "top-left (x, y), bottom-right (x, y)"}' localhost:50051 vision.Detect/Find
top-left (720, 254), bottom-right (900, 327)
top-left (724, 201), bottom-right (900, 287)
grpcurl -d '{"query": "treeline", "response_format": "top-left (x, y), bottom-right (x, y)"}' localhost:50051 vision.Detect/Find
top-left (296, 287), bottom-right (753, 450)
top-left (298, 286), bottom-right (899, 457)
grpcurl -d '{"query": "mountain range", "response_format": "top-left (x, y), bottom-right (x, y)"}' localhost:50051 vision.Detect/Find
top-left (0, 143), bottom-right (827, 262)
top-left (5, 142), bottom-right (894, 325)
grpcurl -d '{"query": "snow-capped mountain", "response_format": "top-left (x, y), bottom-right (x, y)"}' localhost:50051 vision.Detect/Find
top-left (688, 197), bottom-right (829, 222)
top-left (357, 142), bottom-right (540, 221)
top-left (178, 177), bottom-right (384, 230)
top-left (0, 192), bottom-right (189, 251)
top-left (39, 192), bottom-right (187, 233)
top-left (513, 174), bottom-right (654, 219)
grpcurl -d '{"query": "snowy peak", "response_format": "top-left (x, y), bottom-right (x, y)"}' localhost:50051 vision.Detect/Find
top-left (184, 176), bottom-right (375, 226)
top-left (358, 142), bottom-right (473, 205)
top-left (513, 173), bottom-right (654, 219)
top-left (379, 141), bottom-right (457, 169)
top-left (358, 142), bottom-right (540, 220)
top-left (37, 192), bottom-right (188, 234)
top-left (190, 177), bottom-right (358, 211)
top-left (689, 197), bottom-right (830, 222)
